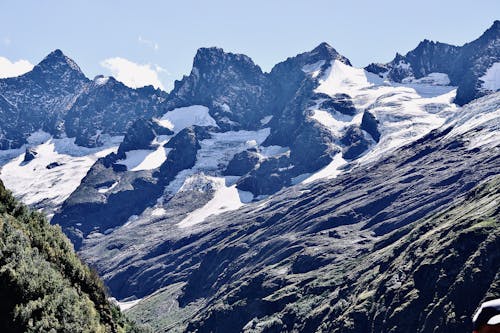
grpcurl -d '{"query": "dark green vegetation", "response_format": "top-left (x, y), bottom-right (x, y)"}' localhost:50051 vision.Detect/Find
top-left (0, 180), bottom-right (148, 333)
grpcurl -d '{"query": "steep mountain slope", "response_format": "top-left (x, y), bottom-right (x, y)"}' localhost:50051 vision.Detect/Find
top-left (181, 175), bottom-right (499, 333)
top-left (366, 20), bottom-right (500, 105)
top-left (98, 91), bottom-right (498, 333)
top-left (0, 180), bottom-right (146, 332)
top-left (65, 76), bottom-right (166, 147)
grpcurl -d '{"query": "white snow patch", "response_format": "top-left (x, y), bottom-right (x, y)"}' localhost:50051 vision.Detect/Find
top-left (163, 128), bottom-right (270, 195)
top-left (303, 153), bottom-right (347, 184)
top-left (260, 115), bottom-right (273, 125)
top-left (480, 62), bottom-right (500, 92)
top-left (95, 76), bottom-right (110, 86)
top-left (0, 133), bottom-right (120, 208)
top-left (308, 59), bottom-right (459, 170)
top-left (310, 109), bottom-right (352, 137)
top-left (158, 105), bottom-right (217, 133)
top-left (403, 72), bottom-right (450, 86)
top-left (178, 176), bottom-right (253, 228)
top-left (151, 207), bottom-right (167, 217)
top-left (444, 93), bottom-right (500, 148)
top-left (116, 298), bottom-right (142, 311)
top-left (260, 145), bottom-right (289, 157)
top-left (97, 182), bottom-right (118, 194)
top-left (316, 60), bottom-right (382, 97)
top-left (117, 145), bottom-right (170, 171)
top-left (302, 60), bottom-right (325, 78)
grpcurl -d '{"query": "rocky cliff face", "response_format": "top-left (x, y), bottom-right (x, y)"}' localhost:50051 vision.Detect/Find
top-left (0, 50), bottom-right (89, 148)
top-left (65, 76), bottom-right (167, 147)
top-left (164, 47), bottom-right (273, 131)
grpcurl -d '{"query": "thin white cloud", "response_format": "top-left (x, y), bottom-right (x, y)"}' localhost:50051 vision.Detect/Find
top-left (154, 64), bottom-right (171, 75)
top-left (138, 36), bottom-right (159, 51)
top-left (0, 57), bottom-right (33, 78)
top-left (100, 57), bottom-right (165, 90)
top-left (3, 37), bottom-right (11, 46)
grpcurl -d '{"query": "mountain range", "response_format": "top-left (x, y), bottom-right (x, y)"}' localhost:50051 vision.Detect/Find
top-left (0, 20), bottom-right (498, 333)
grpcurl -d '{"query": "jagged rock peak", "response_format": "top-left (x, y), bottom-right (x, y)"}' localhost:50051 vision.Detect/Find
top-left (34, 49), bottom-right (84, 75)
top-left (309, 42), bottom-right (352, 65)
top-left (192, 47), bottom-right (263, 74)
top-left (475, 19), bottom-right (500, 43)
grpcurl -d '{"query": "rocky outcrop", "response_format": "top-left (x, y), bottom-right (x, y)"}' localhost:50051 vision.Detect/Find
top-left (223, 149), bottom-right (260, 176)
top-left (361, 111), bottom-right (380, 142)
top-left (23, 147), bottom-right (37, 163)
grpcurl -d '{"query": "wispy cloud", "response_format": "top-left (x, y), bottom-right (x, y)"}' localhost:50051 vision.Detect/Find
top-left (0, 57), bottom-right (33, 78)
top-left (100, 57), bottom-right (166, 90)
top-left (138, 36), bottom-right (159, 51)
top-left (2, 37), bottom-right (11, 46)
top-left (154, 64), bottom-right (171, 76)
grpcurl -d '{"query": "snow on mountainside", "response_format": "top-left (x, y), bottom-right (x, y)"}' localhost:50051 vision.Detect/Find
top-left (158, 105), bottom-right (217, 133)
top-left (480, 62), bottom-right (500, 92)
top-left (68, 55), bottom-right (495, 310)
top-left (0, 49), bottom-right (166, 150)
top-left (104, 93), bottom-right (500, 330)
top-left (0, 131), bottom-right (121, 217)
top-left (299, 59), bottom-right (457, 178)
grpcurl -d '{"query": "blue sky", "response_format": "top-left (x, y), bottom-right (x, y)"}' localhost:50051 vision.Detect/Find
top-left (0, 0), bottom-right (498, 90)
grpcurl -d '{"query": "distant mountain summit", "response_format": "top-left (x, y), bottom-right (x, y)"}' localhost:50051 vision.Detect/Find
top-left (366, 20), bottom-right (500, 104)
top-left (29, 49), bottom-right (87, 83)
top-left (0, 49), bottom-right (166, 149)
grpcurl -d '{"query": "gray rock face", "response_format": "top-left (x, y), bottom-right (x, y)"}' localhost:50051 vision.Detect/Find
top-left (340, 125), bottom-right (371, 159)
top-left (237, 155), bottom-right (292, 195)
top-left (117, 119), bottom-right (159, 156)
top-left (65, 77), bottom-right (167, 147)
top-left (318, 93), bottom-right (357, 116)
top-left (360, 111), bottom-right (380, 142)
top-left (164, 47), bottom-right (273, 131)
top-left (23, 147), bottom-right (37, 163)
top-left (223, 150), bottom-right (260, 176)
top-left (52, 125), bottom-right (211, 249)
top-left (0, 50), bottom-right (89, 148)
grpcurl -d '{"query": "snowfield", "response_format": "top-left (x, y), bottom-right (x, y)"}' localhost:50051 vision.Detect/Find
top-left (0, 131), bottom-right (121, 215)
top-left (480, 62), bottom-right (500, 92)
top-left (158, 105), bottom-right (217, 132)
top-left (117, 146), bottom-right (171, 171)
top-left (308, 60), bottom-right (458, 171)
top-left (177, 175), bottom-right (253, 228)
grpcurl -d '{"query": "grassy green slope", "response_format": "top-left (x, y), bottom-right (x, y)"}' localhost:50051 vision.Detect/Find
top-left (0, 180), bottom-right (148, 333)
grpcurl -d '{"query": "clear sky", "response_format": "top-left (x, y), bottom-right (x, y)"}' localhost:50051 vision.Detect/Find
top-left (0, 0), bottom-right (498, 90)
